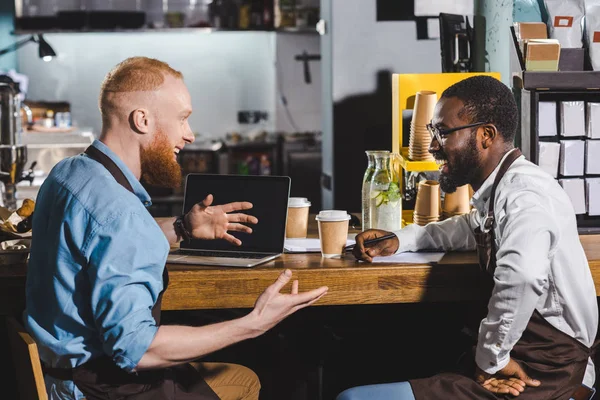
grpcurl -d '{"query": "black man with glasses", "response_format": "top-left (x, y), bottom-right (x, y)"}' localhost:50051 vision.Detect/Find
top-left (337, 76), bottom-right (598, 400)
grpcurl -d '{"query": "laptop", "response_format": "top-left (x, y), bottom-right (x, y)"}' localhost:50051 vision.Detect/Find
top-left (167, 174), bottom-right (290, 267)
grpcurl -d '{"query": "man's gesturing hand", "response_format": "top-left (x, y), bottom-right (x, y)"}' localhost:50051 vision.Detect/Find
top-left (185, 194), bottom-right (258, 245)
top-left (475, 358), bottom-right (540, 397)
top-left (353, 229), bottom-right (399, 262)
top-left (249, 269), bottom-right (328, 335)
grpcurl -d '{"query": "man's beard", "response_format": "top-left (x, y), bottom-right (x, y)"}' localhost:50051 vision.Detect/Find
top-left (140, 130), bottom-right (182, 189)
top-left (436, 133), bottom-right (481, 193)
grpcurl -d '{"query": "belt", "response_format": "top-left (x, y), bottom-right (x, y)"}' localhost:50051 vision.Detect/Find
top-left (571, 385), bottom-right (596, 400)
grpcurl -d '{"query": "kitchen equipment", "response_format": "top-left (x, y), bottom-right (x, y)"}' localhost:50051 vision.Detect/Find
top-left (0, 83), bottom-right (33, 210)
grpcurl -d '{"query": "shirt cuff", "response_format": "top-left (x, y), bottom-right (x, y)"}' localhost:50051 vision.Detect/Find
top-left (393, 224), bottom-right (423, 254)
top-left (475, 339), bottom-right (511, 375)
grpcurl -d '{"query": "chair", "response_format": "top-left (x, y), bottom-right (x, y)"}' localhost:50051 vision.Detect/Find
top-left (6, 316), bottom-right (48, 400)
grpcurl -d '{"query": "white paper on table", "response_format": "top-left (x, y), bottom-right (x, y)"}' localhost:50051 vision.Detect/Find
top-left (372, 251), bottom-right (445, 264)
top-left (284, 238), bottom-right (355, 253)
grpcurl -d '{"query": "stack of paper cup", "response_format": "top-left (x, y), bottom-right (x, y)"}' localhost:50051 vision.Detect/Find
top-left (409, 91), bottom-right (438, 162)
top-left (316, 210), bottom-right (351, 258)
top-left (442, 185), bottom-right (472, 220)
top-left (286, 197), bottom-right (312, 238)
top-left (413, 180), bottom-right (440, 226)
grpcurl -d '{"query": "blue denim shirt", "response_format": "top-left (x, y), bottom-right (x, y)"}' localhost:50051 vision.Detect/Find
top-left (24, 140), bottom-right (169, 399)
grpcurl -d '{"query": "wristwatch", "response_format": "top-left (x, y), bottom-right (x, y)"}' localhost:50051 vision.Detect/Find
top-left (174, 214), bottom-right (193, 241)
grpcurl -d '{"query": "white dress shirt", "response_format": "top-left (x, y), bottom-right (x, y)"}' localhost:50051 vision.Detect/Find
top-left (394, 149), bottom-right (598, 386)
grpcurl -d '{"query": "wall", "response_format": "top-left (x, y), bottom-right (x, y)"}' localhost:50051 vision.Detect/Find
top-left (17, 31), bottom-right (277, 138)
top-left (275, 33), bottom-right (321, 132)
top-left (331, 1), bottom-right (441, 103)
top-left (322, 0), bottom-right (441, 210)
top-left (0, 1), bottom-right (16, 72)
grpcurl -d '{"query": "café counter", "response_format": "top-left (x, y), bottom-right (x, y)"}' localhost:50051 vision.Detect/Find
top-left (1, 235), bottom-right (599, 314)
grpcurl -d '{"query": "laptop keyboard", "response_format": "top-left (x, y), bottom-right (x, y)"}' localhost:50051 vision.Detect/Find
top-left (173, 249), bottom-right (271, 259)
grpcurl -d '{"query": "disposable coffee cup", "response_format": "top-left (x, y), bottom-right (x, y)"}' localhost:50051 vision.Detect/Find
top-left (286, 197), bottom-right (311, 238)
top-left (316, 210), bottom-right (350, 258)
top-left (414, 180), bottom-right (441, 217)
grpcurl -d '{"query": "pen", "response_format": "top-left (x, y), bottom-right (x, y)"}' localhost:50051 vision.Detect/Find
top-left (345, 233), bottom-right (397, 252)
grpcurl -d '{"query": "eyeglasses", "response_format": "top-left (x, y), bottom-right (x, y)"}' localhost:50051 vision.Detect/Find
top-left (426, 122), bottom-right (486, 146)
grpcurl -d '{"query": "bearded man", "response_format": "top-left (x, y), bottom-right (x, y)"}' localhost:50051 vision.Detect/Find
top-left (337, 76), bottom-right (598, 400)
top-left (25, 57), bottom-right (327, 400)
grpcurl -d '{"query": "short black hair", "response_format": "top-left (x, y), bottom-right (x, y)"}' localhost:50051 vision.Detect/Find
top-left (441, 76), bottom-right (518, 143)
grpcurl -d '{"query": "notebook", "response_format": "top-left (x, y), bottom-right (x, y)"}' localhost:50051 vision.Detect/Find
top-left (167, 174), bottom-right (290, 267)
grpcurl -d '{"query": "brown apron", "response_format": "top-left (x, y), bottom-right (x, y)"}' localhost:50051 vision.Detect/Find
top-left (43, 146), bottom-right (219, 400)
top-left (409, 149), bottom-right (596, 400)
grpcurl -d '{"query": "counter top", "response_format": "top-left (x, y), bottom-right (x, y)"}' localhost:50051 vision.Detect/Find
top-left (2, 235), bottom-right (599, 313)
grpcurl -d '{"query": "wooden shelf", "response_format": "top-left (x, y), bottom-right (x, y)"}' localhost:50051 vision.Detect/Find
top-left (13, 27), bottom-right (317, 35)
top-left (398, 148), bottom-right (439, 172)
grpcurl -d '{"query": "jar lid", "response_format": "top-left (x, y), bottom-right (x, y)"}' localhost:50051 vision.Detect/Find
top-left (288, 197), bottom-right (311, 207)
top-left (315, 210), bottom-right (351, 222)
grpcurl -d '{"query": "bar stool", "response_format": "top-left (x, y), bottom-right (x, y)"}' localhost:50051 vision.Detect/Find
top-left (6, 316), bottom-right (48, 400)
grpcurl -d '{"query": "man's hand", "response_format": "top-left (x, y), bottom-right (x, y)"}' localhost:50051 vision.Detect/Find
top-left (185, 194), bottom-right (258, 245)
top-left (475, 358), bottom-right (541, 397)
top-left (353, 229), bottom-right (399, 262)
top-left (249, 269), bottom-right (328, 335)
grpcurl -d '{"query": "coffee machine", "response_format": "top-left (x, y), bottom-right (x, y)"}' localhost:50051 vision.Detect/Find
top-left (0, 82), bottom-right (32, 210)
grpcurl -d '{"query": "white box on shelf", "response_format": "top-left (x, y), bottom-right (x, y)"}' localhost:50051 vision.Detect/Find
top-left (559, 178), bottom-right (587, 214)
top-left (538, 102), bottom-right (557, 137)
top-left (539, 141), bottom-right (560, 178)
top-left (560, 101), bottom-right (586, 137)
top-left (560, 140), bottom-right (585, 176)
top-left (588, 103), bottom-right (600, 139)
top-left (586, 140), bottom-right (600, 174)
top-left (587, 178), bottom-right (600, 216)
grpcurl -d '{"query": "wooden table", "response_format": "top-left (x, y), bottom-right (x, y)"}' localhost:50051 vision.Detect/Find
top-left (163, 234), bottom-right (600, 310)
top-left (1, 235), bottom-right (599, 314)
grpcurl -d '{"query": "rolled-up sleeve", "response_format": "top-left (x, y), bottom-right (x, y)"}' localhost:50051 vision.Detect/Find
top-left (84, 211), bottom-right (167, 371)
top-left (475, 187), bottom-right (557, 374)
top-left (394, 211), bottom-right (477, 253)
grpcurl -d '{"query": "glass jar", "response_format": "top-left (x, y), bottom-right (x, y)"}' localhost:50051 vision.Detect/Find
top-left (368, 151), bottom-right (402, 232)
top-left (361, 151), bottom-right (376, 231)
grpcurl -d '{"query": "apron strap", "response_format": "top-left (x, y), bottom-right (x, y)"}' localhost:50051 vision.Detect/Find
top-left (483, 148), bottom-right (522, 231)
top-left (84, 145), bottom-right (135, 195)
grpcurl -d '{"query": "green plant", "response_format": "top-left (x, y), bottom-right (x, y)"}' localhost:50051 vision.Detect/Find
top-left (371, 182), bottom-right (401, 207)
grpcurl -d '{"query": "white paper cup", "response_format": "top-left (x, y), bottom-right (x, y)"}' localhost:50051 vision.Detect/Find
top-left (316, 210), bottom-right (350, 258)
top-left (286, 197), bottom-right (311, 238)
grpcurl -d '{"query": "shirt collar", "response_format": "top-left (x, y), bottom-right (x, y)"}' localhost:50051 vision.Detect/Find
top-left (470, 148), bottom-right (521, 211)
top-left (90, 140), bottom-right (152, 206)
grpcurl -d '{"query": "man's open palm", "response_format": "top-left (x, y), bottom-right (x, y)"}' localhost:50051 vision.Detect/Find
top-left (185, 194), bottom-right (258, 245)
top-left (250, 270), bottom-right (328, 334)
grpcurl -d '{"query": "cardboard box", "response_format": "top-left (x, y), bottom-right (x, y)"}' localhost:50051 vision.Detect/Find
top-left (559, 178), bottom-right (587, 214)
top-left (587, 102), bottom-right (600, 139)
top-left (524, 39), bottom-right (560, 71)
top-left (560, 101), bottom-right (586, 137)
top-left (515, 22), bottom-right (548, 40)
top-left (539, 141), bottom-right (561, 178)
top-left (586, 140), bottom-right (600, 174)
top-left (515, 22), bottom-right (549, 59)
top-left (587, 178), bottom-right (600, 216)
top-left (560, 140), bottom-right (585, 176)
top-left (539, 101), bottom-right (558, 137)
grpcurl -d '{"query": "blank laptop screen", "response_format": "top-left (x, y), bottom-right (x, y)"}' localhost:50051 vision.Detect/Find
top-left (181, 174), bottom-right (290, 254)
